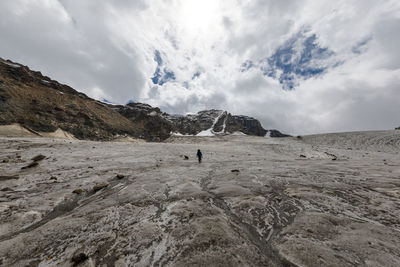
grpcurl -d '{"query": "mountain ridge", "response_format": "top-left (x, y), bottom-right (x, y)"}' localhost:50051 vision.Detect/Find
top-left (0, 58), bottom-right (289, 140)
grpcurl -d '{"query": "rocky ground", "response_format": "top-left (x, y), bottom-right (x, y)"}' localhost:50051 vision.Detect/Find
top-left (0, 130), bottom-right (400, 266)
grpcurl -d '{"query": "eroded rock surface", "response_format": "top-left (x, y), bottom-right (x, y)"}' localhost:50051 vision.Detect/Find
top-left (0, 130), bottom-right (400, 266)
top-left (166, 110), bottom-right (289, 137)
top-left (0, 58), bottom-right (150, 141)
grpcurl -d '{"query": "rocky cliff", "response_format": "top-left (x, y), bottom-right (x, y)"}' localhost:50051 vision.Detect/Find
top-left (0, 58), bottom-right (151, 140)
top-left (110, 103), bottom-right (175, 141)
top-left (166, 110), bottom-right (289, 137)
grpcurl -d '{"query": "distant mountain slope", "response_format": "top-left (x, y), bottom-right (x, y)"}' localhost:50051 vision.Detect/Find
top-left (0, 58), bottom-right (151, 140)
top-left (0, 58), bottom-right (289, 140)
top-left (166, 110), bottom-right (289, 137)
top-left (110, 102), bottom-right (175, 141)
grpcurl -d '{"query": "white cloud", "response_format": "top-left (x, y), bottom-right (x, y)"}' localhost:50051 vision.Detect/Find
top-left (0, 0), bottom-right (399, 134)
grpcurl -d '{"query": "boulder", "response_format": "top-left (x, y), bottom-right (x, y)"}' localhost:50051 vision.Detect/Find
top-left (72, 189), bottom-right (83, 194)
top-left (93, 183), bottom-right (109, 192)
top-left (32, 154), bottom-right (46, 162)
top-left (116, 174), bottom-right (125, 179)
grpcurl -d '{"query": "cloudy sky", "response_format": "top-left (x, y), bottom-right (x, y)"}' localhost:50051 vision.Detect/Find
top-left (1, 0), bottom-right (399, 135)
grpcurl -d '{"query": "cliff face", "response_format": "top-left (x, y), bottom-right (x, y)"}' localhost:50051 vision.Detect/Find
top-left (166, 110), bottom-right (289, 137)
top-left (0, 58), bottom-right (150, 140)
top-left (166, 110), bottom-right (222, 136)
top-left (110, 103), bottom-right (175, 141)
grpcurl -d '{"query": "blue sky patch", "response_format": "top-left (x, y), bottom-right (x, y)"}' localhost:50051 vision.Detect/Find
top-left (243, 32), bottom-right (336, 90)
top-left (263, 33), bottom-right (334, 89)
top-left (151, 50), bottom-right (176, 85)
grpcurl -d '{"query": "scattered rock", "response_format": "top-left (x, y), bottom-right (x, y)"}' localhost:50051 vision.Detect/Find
top-left (50, 176), bottom-right (57, 180)
top-left (231, 169), bottom-right (240, 173)
top-left (300, 154), bottom-right (307, 158)
top-left (71, 253), bottom-right (88, 266)
top-left (31, 154), bottom-right (46, 162)
top-left (72, 189), bottom-right (83, 194)
top-left (93, 183), bottom-right (109, 192)
top-left (88, 166), bottom-right (94, 169)
top-left (297, 135), bottom-right (302, 139)
top-left (2, 159), bottom-right (9, 163)
top-left (21, 162), bottom-right (39, 169)
top-left (116, 174), bottom-right (125, 179)
top-left (0, 175), bottom-right (20, 181)
top-left (184, 155), bottom-right (189, 160)
top-left (0, 187), bottom-right (14, 192)
top-left (325, 152), bottom-right (338, 161)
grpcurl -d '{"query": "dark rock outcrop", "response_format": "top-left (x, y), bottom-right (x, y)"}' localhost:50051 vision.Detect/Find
top-left (166, 110), bottom-right (289, 137)
top-left (267, 129), bottom-right (291, 138)
top-left (110, 103), bottom-right (175, 142)
top-left (166, 110), bottom-right (222, 135)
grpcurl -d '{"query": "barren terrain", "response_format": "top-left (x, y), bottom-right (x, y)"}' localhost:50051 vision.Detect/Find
top-left (0, 130), bottom-right (400, 266)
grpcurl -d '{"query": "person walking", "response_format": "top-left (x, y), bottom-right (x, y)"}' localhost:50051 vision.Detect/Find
top-left (196, 149), bottom-right (203, 163)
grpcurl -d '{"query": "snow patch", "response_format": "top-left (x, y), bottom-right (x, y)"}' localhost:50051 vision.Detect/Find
top-left (196, 128), bottom-right (214, 137)
top-left (100, 98), bottom-right (119, 105)
top-left (265, 131), bottom-right (271, 138)
top-left (213, 111), bottom-right (228, 134)
top-left (2, 61), bottom-right (21, 68)
top-left (196, 110), bottom-right (225, 137)
top-left (171, 132), bottom-right (194, 137)
top-left (232, 131), bottom-right (247, 136)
